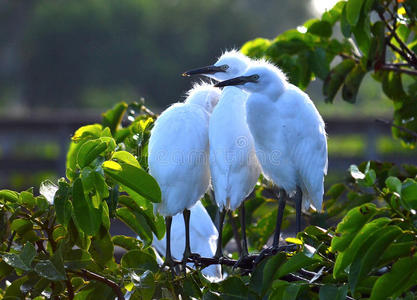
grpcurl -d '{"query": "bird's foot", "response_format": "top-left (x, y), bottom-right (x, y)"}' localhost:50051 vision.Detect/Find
top-left (233, 254), bottom-right (256, 270)
top-left (253, 244), bottom-right (298, 267)
top-left (161, 257), bottom-right (181, 276)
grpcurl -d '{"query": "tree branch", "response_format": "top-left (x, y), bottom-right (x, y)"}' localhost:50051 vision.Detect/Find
top-left (379, 11), bottom-right (417, 67)
top-left (379, 64), bottom-right (417, 76)
top-left (376, 119), bottom-right (417, 139)
top-left (71, 269), bottom-right (124, 300)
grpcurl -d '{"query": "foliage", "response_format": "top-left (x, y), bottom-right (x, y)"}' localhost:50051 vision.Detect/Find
top-left (1, 101), bottom-right (417, 299)
top-left (241, 0), bottom-right (417, 145)
top-left (1, 0), bottom-right (417, 299)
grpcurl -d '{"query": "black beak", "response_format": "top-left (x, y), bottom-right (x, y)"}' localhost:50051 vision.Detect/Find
top-left (214, 76), bottom-right (254, 87)
top-left (182, 65), bottom-right (226, 77)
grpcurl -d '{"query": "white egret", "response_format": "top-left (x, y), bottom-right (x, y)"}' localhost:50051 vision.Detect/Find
top-left (148, 82), bottom-right (221, 267)
top-left (183, 51), bottom-right (261, 260)
top-left (215, 61), bottom-right (328, 255)
top-left (152, 201), bottom-right (222, 279)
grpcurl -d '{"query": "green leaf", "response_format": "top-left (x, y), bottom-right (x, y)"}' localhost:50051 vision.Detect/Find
top-left (401, 179), bottom-right (417, 209)
top-left (89, 227), bottom-right (114, 267)
top-left (260, 253), bottom-right (287, 296)
top-left (370, 255), bottom-right (417, 300)
top-left (130, 270), bottom-right (156, 300)
top-left (346, 0), bottom-right (364, 26)
top-left (121, 249), bottom-right (158, 272)
top-left (342, 63), bottom-right (367, 103)
top-left (331, 203), bottom-right (378, 252)
top-left (111, 151), bottom-right (141, 168)
top-left (241, 38), bottom-right (271, 59)
top-left (379, 241), bottom-right (417, 265)
top-left (349, 225), bottom-right (402, 293)
top-left (323, 59), bottom-right (356, 103)
top-left (340, 4), bottom-right (352, 37)
top-left (0, 189), bottom-right (19, 202)
top-left (10, 219), bottom-right (33, 235)
top-left (3, 275), bottom-right (28, 299)
top-left (20, 242), bottom-right (36, 268)
top-left (111, 235), bottom-right (142, 250)
top-left (102, 102), bottom-right (128, 134)
top-left (333, 217), bottom-right (391, 278)
top-left (63, 249), bottom-right (92, 269)
top-left (34, 260), bottom-right (66, 281)
top-left (352, 15), bottom-right (372, 55)
top-left (103, 161), bottom-right (161, 203)
top-left (319, 284), bottom-right (348, 300)
top-left (76, 139), bottom-right (108, 168)
top-left (307, 20), bottom-right (332, 38)
top-left (72, 178), bottom-right (102, 236)
top-left (72, 124), bottom-right (103, 142)
top-left (322, 1), bottom-right (345, 25)
top-left (385, 176), bottom-right (402, 194)
top-left (276, 252), bottom-right (319, 278)
top-left (116, 207), bottom-right (153, 245)
top-left (54, 180), bottom-right (72, 226)
top-left (2, 253), bottom-right (31, 271)
top-left (309, 47), bottom-right (330, 80)
top-left (219, 276), bottom-right (249, 299)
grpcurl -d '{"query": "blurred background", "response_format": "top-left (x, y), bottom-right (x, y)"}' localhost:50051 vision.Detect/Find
top-left (1, 0), bottom-right (416, 191)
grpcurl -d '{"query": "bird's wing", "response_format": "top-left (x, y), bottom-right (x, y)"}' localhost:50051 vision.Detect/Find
top-left (148, 104), bottom-right (211, 214)
top-left (281, 87), bottom-right (328, 210)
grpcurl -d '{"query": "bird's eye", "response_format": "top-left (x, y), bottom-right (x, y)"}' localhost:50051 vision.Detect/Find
top-left (252, 74), bottom-right (260, 80)
top-left (221, 65), bottom-right (229, 70)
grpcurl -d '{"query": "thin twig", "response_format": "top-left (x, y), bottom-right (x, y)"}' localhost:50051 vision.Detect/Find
top-left (376, 119), bottom-right (417, 139)
top-left (65, 279), bottom-right (74, 300)
top-left (380, 64), bottom-right (417, 76)
top-left (6, 231), bottom-right (16, 252)
top-left (72, 269), bottom-right (124, 300)
top-left (379, 11), bottom-right (417, 67)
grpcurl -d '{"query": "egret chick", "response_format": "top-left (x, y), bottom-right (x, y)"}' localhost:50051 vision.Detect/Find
top-left (183, 50), bottom-right (261, 260)
top-left (215, 61), bottom-right (328, 255)
top-left (148, 83), bottom-right (221, 268)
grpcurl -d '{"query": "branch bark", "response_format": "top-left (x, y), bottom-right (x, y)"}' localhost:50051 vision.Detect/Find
top-left (71, 269), bottom-right (124, 300)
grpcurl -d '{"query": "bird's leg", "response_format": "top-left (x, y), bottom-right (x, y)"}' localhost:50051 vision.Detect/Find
top-left (182, 208), bottom-right (192, 272)
top-left (273, 188), bottom-right (287, 248)
top-left (254, 188), bottom-right (287, 266)
top-left (162, 216), bottom-right (175, 270)
top-left (233, 202), bottom-right (250, 269)
top-left (295, 186), bottom-right (303, 234)
top-left (240, 202), bottom-right (249, 257)
top-left (214, 209), bottom-right (226, 259)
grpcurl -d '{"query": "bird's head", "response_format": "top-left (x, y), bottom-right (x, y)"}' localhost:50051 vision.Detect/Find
top-left (182, 50), bottom-right (250, 81)
top-left (185, 82), bottom-right (221, 113)
top-left (214, 61), bottom-right (287, 97)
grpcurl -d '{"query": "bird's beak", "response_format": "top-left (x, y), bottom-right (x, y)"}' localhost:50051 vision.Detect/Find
top-left (214, 76), bottom-right (254, 87)
top-left (182, 65), bottom-right (226, 77)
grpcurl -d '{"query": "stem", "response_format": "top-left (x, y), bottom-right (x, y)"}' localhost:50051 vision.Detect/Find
top-left (65, 278), bottom-right (74, 300)
top-left (380, 64), bottom-right (417, 76)
top-left (375, 119), bottom-right (417, 139)
top-left (72, 269), bottom-right (124, 300)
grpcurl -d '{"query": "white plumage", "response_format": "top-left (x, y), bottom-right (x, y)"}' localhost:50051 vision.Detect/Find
top-left (243, 62), bottom-right (327, 211)
top-left (148, 82), bottom-right (221, 265)
top-left (183, 51), bottom-right (261, 258)
top-left (215, 60), bottom-right (327, 247)
top-left (209, 86), bottom-right (261, 211)
top-left (148, 83), bottom-right (221, 216)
